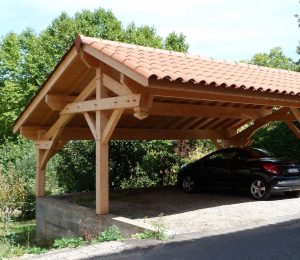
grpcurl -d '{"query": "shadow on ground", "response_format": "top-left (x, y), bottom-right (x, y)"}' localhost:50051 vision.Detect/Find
top-left (101, 218), bottom-right (300, 260)
top-left (62, 186), bottom-right (290, 219)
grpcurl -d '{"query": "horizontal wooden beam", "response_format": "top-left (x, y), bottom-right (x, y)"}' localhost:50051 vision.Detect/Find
top-left (147, 82), bottom-right (300, 108)
top-left (112, 128), bottom-right (226, 140)
top-left (61, 94), bottom-right (141, 115)
top-left (21, 126), bottom-right (225, 141)
top-left (147, 102), bottom-right (271, 119)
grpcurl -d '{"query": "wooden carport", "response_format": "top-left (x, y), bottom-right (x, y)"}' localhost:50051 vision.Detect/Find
top-left (13, 35), bottom-right (300, 214)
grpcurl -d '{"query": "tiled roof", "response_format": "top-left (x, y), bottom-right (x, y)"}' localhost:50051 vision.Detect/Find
top-left (77, 35), bottom-right (300, 95)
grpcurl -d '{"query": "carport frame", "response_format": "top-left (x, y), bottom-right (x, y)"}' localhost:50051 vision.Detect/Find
top-left (13, 35), bottom-right (300, 215)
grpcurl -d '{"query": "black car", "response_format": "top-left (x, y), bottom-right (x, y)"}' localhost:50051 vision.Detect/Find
top-left (177, 147), bottom-right (300, 200)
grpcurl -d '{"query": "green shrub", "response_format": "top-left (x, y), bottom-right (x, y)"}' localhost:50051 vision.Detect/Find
top-left (53, 237), bottom-right (86, 249)
top-left (96, 225), bottom-right (122, 242)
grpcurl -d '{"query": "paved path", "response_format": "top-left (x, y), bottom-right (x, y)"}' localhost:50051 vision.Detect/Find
top-left (20, 218), bottom-right (300, 260)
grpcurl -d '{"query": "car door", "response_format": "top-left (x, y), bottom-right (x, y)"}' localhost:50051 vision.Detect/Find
top-left (231, 150), bottom-right (252, 189)
top-left (201, 149), bottom-right (237, 190)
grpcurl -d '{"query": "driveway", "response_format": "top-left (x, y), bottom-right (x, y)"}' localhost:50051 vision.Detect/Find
top-left (108, 187), bottom-right (300, 235)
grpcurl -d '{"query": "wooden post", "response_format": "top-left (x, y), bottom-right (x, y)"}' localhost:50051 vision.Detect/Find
top-left (36, 148), bottom-right (46, 197)
top-left (95, 67), bottom-right (109, 214)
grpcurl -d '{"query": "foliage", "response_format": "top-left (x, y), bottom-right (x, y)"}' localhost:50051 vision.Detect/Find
top-left (246, 48), bottom-right (300, 157)
top-left (0, 8), bottom-right (189, 142)
top-left (0, 138), bottom-right (62, 219)
top-left (53, 236), bottom-right (86, 249)
top-left (247, 47), bottom-right (298, 71)
top-left (134, 214), bottom-right (167, 240)
top-left (0, 220), bottom-right (43, 258)
top-left (252, 122), bottom-right (300, 161)
top-left (0, 163), bottom-right (25, 231)
top-left (96, 225), bottom-right (122, 242)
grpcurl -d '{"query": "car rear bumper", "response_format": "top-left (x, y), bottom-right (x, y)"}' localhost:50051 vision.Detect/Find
top-left (271, 178), bottom-right (300, 193)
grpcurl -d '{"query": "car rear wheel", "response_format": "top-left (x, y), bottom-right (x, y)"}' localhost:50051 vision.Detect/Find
top-left (250, 179), bottom-right (270, 200)
top-left (182, 175), bottom-right (196, 193)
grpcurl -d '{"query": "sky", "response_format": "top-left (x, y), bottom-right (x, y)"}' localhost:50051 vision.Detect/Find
top-left (0, 0), bottom-right (299, 62)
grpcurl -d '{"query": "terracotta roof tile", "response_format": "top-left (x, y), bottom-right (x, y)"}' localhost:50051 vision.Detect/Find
top-left (77, 35), bottom-right (300, 95)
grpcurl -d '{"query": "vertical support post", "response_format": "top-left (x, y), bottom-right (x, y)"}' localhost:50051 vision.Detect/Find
top-left (95, 67), bottom-right (109, 214)
top-left (36, 131), bottom-right (46, 197)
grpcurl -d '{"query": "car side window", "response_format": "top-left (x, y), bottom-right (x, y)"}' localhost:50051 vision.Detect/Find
top-left (208, 150), bottom-right (236, 160)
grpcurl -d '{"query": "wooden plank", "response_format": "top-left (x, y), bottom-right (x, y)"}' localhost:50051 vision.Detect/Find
top-left (285, 122), bottom-right (300, 139)
top-left (83, 112), bottom-right (97, 139)
top-left (111, 128), bottom-right (225, 140)
top-left (102, 109), bottom-right (124, 144)
top-left (83, 45), bottom-right (149, 86)
top-left (148, 102), bottom-right (272, 119)
top-left (61, 94), bottom-right (141, 115)
top-left (45, 94), bottom-right (76, 111)
top-left (13, 47), bottom-right (78, 133)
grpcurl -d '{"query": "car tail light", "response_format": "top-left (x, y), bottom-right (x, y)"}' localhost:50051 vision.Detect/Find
top-left (263, 163), bottom-right (282, 175)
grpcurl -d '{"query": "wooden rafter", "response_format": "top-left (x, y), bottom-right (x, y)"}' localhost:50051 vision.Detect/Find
top-left (291, 108), bottom-right (300, 122)
top-left (13, 47), bottom-right (79, 133)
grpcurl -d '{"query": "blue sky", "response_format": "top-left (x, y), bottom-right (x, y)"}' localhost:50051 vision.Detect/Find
top-left (0, 0), bottom-right (299, 62)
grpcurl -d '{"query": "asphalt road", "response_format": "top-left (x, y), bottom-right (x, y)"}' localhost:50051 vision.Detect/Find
top-left (106, 219), bottom-right (300, 260)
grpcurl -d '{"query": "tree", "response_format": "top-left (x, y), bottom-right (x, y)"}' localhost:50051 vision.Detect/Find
top-left (247, 48), bottom-right (300, 158)
top-left (0, 7), bottom-right (189, 141)
top-left (248, 47), bottom-right (298, 71)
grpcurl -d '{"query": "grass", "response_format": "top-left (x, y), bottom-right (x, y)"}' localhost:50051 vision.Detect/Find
top-left (0, 220), bottom-right (48, 258)
top-left (0, 220), bottom-right (125, 259)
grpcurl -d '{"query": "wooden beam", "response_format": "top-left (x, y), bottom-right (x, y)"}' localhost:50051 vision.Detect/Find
top-left (111, 128), bottom-right (226, 140)
top-left (134, 94), bottom-right (153, 120)
top-left (147, 82), bottom-right (300, 108)
top-left (285, 122), bottom-right (300, 139)
top-left (83, 45), bottom-right (149, 86)
top-left (95, 67), bottom-right (109, 215)
top-left (45, 94), bottom-right (76, 111)
top-left (13, 47), bottom-right (78, 133)
top-left (83, 112), bottom-right (97, 139)
top-left (43, 76), bottom-right (96, 140)
top-left (148, 102), bottom-right (272, 119)
top-left (36, 147), bottom-right (46, 197)
top-left (229, 108), bottom-right (291, 144)
top-left (102, 109), bottom-right (124, 144)
top-left (291, 108), bottom-right (300, 122)
top-left (103, 74), bottom-right (132, 96)
top-left (61, 94), bottom-right (141, 115)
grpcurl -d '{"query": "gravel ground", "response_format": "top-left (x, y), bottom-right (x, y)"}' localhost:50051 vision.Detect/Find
top-left (109, 188), bottom-right (300, 235)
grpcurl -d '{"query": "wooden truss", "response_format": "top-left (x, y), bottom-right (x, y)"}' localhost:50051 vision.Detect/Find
top-left (13, 48), bottom-right (300, 215)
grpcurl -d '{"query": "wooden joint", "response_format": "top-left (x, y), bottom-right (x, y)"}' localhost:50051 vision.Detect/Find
top-left (133, 94), bottom-right (153, 120)
top-left (36, 140), bottom-right (53, 150)
top-left (81, 51), bottom-right (99, 68)
top-left (45, 94), bottom-right (77, 111)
